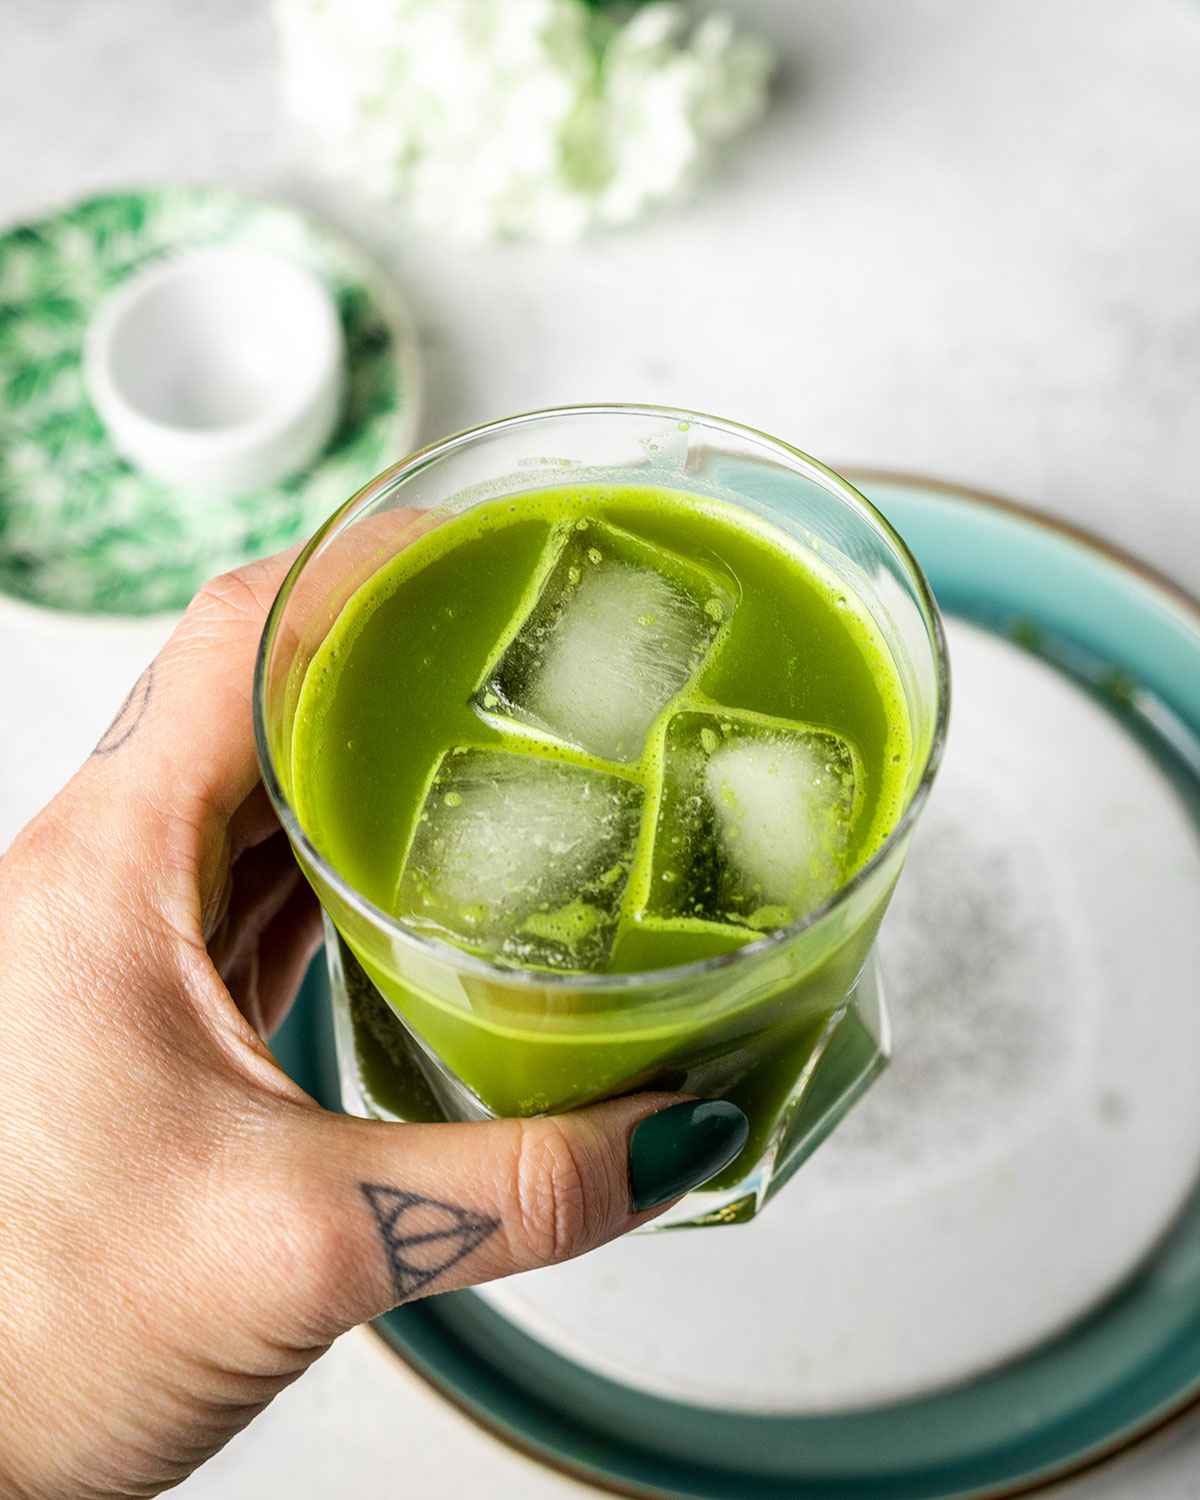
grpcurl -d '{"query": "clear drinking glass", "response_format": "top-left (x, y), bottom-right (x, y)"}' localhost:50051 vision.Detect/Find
top-left (254, 406), bottom-right (949, 1227)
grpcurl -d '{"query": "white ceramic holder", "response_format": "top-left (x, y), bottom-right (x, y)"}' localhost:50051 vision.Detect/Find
top-left (84, 246), bottom-right (344, 499)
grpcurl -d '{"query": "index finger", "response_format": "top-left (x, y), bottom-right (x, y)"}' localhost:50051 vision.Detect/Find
top-left (74, 505), bottom-right (440, 896)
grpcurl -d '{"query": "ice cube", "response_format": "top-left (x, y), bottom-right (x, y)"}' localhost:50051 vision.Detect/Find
top-left (474, 520), bottom-right (737, 763)
top-left (642, 710), bottom-right (860, 931)
top-left (396, 746), bottom-right (644, 971)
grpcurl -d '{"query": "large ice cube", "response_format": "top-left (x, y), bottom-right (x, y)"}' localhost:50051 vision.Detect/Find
top-left (474, 520), bottom-right (737, 763)
top-left (396, 746), bottom-right (644, 971)
top-left (643, 710), bottom-right (860, 931)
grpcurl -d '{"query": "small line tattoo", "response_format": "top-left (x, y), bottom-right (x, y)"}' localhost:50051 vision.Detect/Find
top-left (360, 1184), bottom-right (499, 1304)
top-left (93, 664), bottom-right (155, 756)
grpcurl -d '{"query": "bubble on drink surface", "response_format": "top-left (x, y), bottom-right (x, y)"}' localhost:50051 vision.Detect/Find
top-left (472, 520), bottom-right (738, 764)
top-left (644, 710), bottom-right (860, 931)
top-left (395, 747), bottom-right (644, 971)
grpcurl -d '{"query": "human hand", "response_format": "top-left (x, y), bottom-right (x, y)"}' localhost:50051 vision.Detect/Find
top-left (0, 549), bottom-right (748, 1499)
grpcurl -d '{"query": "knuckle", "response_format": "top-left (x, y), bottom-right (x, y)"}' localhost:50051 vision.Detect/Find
top-left (262, 1175), bottom-right (363, 1337)
top-left (508, 1118), bottom-right (597, 1266)
top-left (2, 803), bottom-right (70, 880)
top-left (187, 566), bottom-right (271, 629)
top-left (0, 805), bottom-right (84, 920)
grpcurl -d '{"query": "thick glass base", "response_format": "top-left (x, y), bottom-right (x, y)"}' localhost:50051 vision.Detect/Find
top-left (327, 918), bottom-right (891, 1228)
top-left (650, 958), bottom-right (889, 1227)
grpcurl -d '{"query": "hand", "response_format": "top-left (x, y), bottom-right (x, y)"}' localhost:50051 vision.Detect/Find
top-left (0, 550), bottom-right (748, 1499)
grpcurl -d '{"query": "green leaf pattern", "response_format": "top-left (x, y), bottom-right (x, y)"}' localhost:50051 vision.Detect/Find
top-left (0, 187), bottom-right (415, 614)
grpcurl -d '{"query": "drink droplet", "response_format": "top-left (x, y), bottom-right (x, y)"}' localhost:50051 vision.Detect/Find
top-left (444, 791), bottom-right (462, 808)
top-left (704, 597), bottom-right (725, 622)
top-left (700, 727), bottom-right (720, 754)
top-left (587, 547), bottom-right (603, 565)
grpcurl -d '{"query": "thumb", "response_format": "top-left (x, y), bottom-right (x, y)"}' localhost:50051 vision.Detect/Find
top-left (268, 1094), bottom-right (748, 1339)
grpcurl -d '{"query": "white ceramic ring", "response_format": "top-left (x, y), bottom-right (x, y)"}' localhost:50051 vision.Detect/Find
top-left (84, 246), bottom-right (345, 500)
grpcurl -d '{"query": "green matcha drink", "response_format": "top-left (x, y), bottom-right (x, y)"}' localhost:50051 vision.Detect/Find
top-left (286, 481), bottom-right (913, 1191)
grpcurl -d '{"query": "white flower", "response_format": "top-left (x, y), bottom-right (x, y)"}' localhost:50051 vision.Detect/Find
top-left (274, 0), bottom-right (773, 240)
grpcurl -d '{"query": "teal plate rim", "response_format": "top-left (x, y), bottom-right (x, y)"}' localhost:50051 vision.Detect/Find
top-left (273, 470), bottom-right (1200, 1500)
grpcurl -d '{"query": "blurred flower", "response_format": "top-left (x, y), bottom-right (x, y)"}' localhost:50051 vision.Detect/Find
top-left (274, 0), bottom-right (773, 240)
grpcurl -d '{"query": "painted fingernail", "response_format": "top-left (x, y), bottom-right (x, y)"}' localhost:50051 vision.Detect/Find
top-left (628, 1099), bottom-right (750, 1213)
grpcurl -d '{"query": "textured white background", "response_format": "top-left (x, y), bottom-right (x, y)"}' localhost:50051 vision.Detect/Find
top-left (3, 1), bottom-right (1200, 1495)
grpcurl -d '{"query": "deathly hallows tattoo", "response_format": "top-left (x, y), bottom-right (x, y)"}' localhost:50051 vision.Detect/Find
top-left (360, 1184), bottom-right (500, 1303)
top-left (92, 664), bottom-right (155, 756)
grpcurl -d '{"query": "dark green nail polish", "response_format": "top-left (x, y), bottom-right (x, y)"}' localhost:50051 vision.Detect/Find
top-left (628, 1099), bottom-right (750, 1213)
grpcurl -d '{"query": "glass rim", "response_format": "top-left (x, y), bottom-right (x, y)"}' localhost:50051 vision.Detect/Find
top-left (253, 402), bottom-right (952, 992)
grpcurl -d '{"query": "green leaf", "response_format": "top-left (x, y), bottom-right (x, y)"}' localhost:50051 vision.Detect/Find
top-left (6, 365), bottom-right (42, 407)
top-left (5, 349), bottom-right (78, 408)
top-left (65, 193), bottom-right (149, 254)
top-left (336, 283), bottom-right (370, 326)
top-left (32, 407), bottom-right (100, 459)
top-left (27, 292), bottom-right (81, 326)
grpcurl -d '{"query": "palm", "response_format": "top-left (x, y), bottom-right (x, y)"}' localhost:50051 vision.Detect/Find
top-left (204, 793), bottom-right (321, 1038)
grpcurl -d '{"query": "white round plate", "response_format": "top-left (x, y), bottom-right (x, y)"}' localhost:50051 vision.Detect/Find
top-left (476, 615), bottom-right (1200, 1411)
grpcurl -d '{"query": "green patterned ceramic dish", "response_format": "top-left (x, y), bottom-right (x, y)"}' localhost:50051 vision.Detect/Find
top-left (272, 473), bottom-right (1200, 1499)
top-left (0, 186), bottom-right (419, 616)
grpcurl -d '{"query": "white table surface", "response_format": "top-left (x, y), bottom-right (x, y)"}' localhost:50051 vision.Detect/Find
top-left (4, 2), bottom-right (1200, 1495)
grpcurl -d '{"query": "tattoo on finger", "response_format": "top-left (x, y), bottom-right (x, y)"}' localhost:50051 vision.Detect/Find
top-left (360, 1184), bottom-right (500, 1304)
top-left (93, 664), bottom-right (155, 757)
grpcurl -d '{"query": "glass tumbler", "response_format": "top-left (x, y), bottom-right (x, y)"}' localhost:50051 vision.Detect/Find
top-left (254, 406), bottom-right (949, 1228)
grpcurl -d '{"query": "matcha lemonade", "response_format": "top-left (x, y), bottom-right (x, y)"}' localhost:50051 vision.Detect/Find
top-left (289, 483), bottom-right (913, 1199)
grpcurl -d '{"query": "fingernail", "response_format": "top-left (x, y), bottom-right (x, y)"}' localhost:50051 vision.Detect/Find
top-left (628, 1099), bottom-right (750, 1213)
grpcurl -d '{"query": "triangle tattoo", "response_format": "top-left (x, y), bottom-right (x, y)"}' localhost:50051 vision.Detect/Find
top-left (360, 1184), bottom-right (500, 1303)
